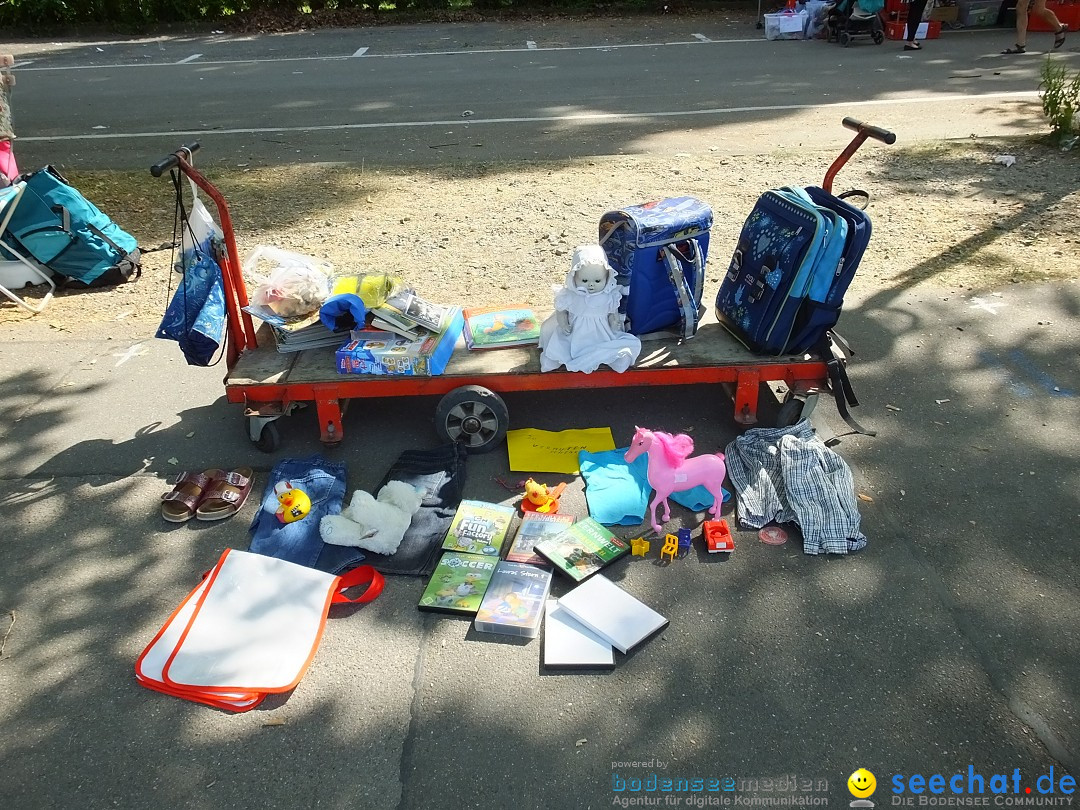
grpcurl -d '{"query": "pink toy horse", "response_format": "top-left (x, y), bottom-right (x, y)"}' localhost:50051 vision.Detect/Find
top-left (624, 427), bottom-right (727, 535)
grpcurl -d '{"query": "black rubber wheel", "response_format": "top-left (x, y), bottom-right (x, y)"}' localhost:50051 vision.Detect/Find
top-left (872, 30), bottom-right (885, 45)
top-left (435, 385), bottom-right (509, 454)
top-left (254, 420), bottom-right (281, 453)
top-left (839, 32), bottom-right (851, 47)
top-left (776, 397), bottom-right (805, 429)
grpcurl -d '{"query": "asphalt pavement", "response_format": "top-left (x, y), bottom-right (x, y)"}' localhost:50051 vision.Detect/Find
top-left (2, 15), bottom-right (1079, 810)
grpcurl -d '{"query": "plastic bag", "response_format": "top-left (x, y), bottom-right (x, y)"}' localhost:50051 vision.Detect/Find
top-left (156, 178), bottom-right (226, 366)
top-left (245, 246), bottom-right (333, 319)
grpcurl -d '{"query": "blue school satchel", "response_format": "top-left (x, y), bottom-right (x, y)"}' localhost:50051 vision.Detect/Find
top-left (599, 196), bottom-right (712, 338)
top-left (714, 186), bottom-right (852, 356)
top-left (1, 166), bottom-right (140, 286)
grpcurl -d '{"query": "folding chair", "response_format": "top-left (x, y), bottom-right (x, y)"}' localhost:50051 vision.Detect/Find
top-left (0, 181), bottom-right (56, 314)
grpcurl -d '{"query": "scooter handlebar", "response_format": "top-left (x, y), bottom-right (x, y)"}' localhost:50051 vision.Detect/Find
top-left (842, 117), bottom-right (896, 145)
top-left (150, 142), bottom-right (202, 177)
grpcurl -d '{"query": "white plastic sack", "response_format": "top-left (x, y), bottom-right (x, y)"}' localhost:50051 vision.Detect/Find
top-left (245, 245), bottom-right (333, 318)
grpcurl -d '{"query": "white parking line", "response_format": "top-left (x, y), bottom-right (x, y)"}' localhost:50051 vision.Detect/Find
top-left (352, 47), bottom-right (369, 57)
top-left (13, 59), bottom-right (35, 68)
top-left (17, 91), bottom-right (1038, 143)
top-left (13, 38), bottom-right (763, 72)
top-left (176, 53), bottom-right (203, 64)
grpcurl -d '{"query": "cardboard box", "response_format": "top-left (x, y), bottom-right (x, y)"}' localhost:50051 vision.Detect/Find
top-left (929, 6), bottom-right (960, 22)
top-left (336, 307), bottom-right (463, 376)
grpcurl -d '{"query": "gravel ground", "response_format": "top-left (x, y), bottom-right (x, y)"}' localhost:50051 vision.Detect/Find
top-left (1, 136), bottom-right (1076, 329)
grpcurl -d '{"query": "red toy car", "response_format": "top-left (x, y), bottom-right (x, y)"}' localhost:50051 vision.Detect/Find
top-left (703, 519), bottom-right (734, 553)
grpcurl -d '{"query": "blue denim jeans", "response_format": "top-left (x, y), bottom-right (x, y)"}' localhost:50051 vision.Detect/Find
top-left (248, 455), bottom-right (348, 569)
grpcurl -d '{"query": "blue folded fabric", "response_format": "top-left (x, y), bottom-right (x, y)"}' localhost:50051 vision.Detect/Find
top-left (578, 446), bottom-right (731, 526)
top-left (319, 293), bottom-right (368, 331)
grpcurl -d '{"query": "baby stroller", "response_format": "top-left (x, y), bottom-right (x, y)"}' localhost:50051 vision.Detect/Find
top-left (827, 0), bottom-right (885, 46)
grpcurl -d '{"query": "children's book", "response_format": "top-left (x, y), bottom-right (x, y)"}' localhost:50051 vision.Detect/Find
top-left (505, 512), bottom-right (574, 565)
top-left (556, 575), bottom-right (668, 654)
top-left (543, 599), bottom-right (615, 670)
top-left (533, 517), bottom-right (630, 581)
top-left (463, 305), bottom-right (542, 350)
top-left (417, 552), bottom-right (499, 616)
top-left (441, 500), bottom-right (516, 557)
top-left (473, 562), bottom-right (553, 638)
top-left (379, 287), bottom-right (456, 334)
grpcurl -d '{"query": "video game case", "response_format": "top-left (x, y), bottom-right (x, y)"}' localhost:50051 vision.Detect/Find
top-left (533, 517), bottom-right (630, 581)
top-left (441, 500), bottom-right (516, 557)
top-left (505, 511), bottom-right (574, 565)
top-left (417, 552), bottom-right (499, 616)
top-left (473, 561), bottom-right (553, 638)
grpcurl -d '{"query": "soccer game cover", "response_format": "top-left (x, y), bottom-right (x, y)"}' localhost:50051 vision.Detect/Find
top-left (417, 552), bottom-right (499, 615)
top-left (441, 500), bottom-right (516, 557)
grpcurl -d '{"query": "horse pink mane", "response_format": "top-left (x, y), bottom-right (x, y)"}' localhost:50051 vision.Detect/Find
top-left (650, 430), bottom-right (695, 468)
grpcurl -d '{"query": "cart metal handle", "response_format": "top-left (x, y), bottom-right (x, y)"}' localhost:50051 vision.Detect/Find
top-left (842, 117), bottom-right (897, 145)
top-left (150, 142), bottom-right (202, 177)
top-left (824, 119), bottom-right (896, 195)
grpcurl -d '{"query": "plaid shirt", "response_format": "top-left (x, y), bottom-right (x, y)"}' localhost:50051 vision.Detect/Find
top-left (725, 420), bottom-right (867, 555)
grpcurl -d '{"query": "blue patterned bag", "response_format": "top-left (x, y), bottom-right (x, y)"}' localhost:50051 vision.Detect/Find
top-left (155, 180), bottom-right (226, 366)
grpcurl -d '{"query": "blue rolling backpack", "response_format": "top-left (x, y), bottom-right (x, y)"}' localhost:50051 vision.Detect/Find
top-left (599, 196), bottom-right (712, 339)
top-left (715, 184), bottom-right (873, 432)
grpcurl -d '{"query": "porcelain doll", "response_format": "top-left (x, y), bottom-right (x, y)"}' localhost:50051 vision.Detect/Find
top-left (538, 245), bottom-right (641, 373)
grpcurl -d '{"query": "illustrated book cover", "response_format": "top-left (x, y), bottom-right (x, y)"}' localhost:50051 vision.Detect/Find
top-left (533, 517), bottom-right (629, 581)
top-left (556, 574), bottom-right (668, 654)
top-left (505, 512), bottom-right (574, 565)
top-left (441, 499), bottom-right (516, 556)
top-left (473, 561), bottom-right (553, 638)
top-left (462, 305), bottom-right (542, 350)
top-left (542, 599), bottom-right (615, 669)
top-left (417, 552), bottom-right (499, 616)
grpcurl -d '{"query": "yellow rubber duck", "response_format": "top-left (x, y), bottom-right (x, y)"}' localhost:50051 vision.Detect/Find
top-left (274, 480), bottom-right (311, 523)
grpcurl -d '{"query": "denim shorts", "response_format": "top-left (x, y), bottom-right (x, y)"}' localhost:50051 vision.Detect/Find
top-left (248, 455), bottom-right (348, 569)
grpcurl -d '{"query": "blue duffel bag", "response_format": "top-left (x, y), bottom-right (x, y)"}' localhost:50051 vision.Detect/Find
top-left (2, 165), bottom-right (140, 287)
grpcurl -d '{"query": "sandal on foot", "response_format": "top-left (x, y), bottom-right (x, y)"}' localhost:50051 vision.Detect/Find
top-left (1002, 44), bottom-right (1026, 54)
top-left (161, 469), bottom-right (219, 523)
top-left (904, 41), bottom-right (921, 50)
top-left (1054, 25), bottom-right (1067, 50)
top-left (195, 467), bottom-right (254, 521)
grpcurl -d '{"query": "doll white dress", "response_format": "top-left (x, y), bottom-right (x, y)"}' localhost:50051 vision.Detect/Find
top-left (539, 264), bottom-right (642, 373)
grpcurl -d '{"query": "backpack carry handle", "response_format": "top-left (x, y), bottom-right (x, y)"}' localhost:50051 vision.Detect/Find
top-left (151, 141), bottom-right (202, 177)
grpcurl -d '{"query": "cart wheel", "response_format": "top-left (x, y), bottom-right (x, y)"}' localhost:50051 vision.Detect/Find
top-left (254, 420), bottom-right (281, 453)
top-left (872, 30), bottom-right (885, 45)
top-left (839, 32), bottom-right (851, 47)
top-left (435, 385), bottom-right (509, 454)
top-left (776, 397), bottom-right (805, 428)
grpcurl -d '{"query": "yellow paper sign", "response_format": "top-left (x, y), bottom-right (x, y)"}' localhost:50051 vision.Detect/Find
top-left (506, 427), bottom-right (616, 474)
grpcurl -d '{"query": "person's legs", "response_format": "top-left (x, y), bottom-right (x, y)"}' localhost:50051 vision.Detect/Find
top-left (1004, 0), bottom-right (1031, 51)
top-left (1031, 0), bottom-right (1068, 47)
top-left (906, 0), bottom-right (930, 46)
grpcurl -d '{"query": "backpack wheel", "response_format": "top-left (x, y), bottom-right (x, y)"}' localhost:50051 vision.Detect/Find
top-left (435, 385), bottom-right (509, 454)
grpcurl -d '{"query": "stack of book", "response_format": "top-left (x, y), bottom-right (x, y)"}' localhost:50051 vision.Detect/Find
top-left (372, 287), bottom-right (459, 340)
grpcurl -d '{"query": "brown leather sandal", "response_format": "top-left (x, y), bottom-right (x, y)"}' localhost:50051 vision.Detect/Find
top-left (195, 467), bottom-right (255, 521)
top-left (161, 470), bottom-right (220, 523)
